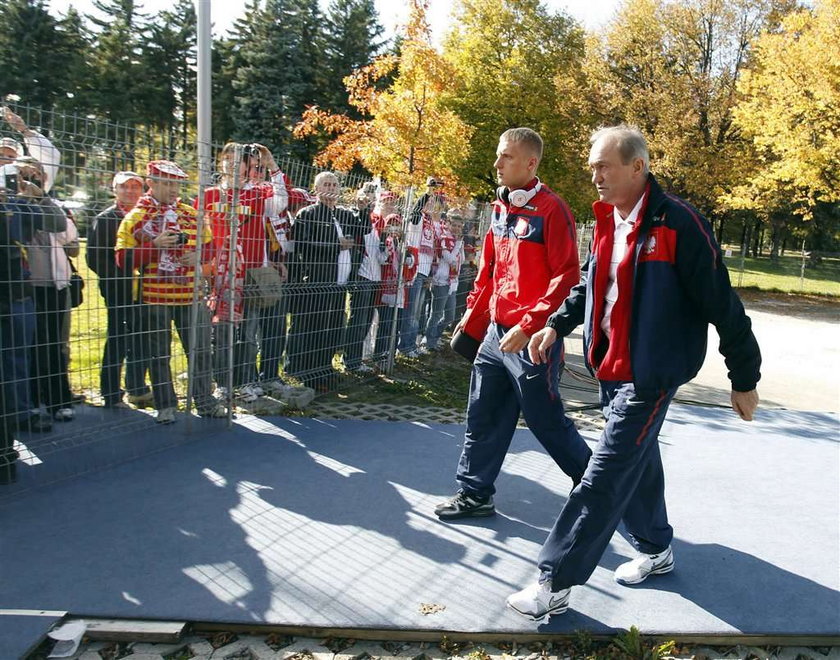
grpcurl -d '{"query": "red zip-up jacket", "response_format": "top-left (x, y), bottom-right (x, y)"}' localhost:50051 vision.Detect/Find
top-left (466, 179), bottom-right (580, 336)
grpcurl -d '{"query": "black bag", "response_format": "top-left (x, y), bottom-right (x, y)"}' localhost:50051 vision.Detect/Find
top-left (450, 329), bottom-right (481, 362)
top-left (69, 260), bottom-right (84, 308)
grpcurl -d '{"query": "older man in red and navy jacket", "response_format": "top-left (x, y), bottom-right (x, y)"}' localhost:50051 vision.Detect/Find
top-left (434, 127), bottom-right (592, 522)
top-left (506, 124), bottom-right (762, 621)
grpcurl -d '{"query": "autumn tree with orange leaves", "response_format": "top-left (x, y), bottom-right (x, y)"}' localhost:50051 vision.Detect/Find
top-left (293, 0), bottom-right (472, 192)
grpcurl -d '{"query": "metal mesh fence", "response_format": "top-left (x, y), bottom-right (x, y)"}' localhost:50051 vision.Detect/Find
top-left (0, 102), bottom-right (494, 487)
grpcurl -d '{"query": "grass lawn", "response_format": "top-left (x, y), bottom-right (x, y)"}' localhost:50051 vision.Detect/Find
top-left (723, 252), bottom-right (840, 297)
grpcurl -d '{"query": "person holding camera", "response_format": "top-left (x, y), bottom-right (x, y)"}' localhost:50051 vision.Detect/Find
top-left (1, 107), bottom-right (61, 194)
top-left (399, 177), bottom-right (446, 357)
top-left (201, 142), bottom-right (289, 403)
top-left (87, 171), bottom-right (153, 409)
top-left (343, 183), bottom-right (388, 373)
top-left (115, 160), bottom-right (226, 424)
top-left (18, 157), bottom-right (80, 423)
top-left (0, 157), bottom-right (68, 483)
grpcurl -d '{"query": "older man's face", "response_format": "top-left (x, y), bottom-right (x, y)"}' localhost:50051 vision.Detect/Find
top-left (315, 176), bottom-right (340, 205)
top-left (115, 179), bottom-right (143, 208)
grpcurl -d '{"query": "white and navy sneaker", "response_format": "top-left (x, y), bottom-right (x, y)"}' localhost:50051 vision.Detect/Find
top-left (614, 546), bottom-right (674, 585)
top-left (507, 580), bottom-right (571, 621)
top-left (434, 490), bottom-right (495, 520)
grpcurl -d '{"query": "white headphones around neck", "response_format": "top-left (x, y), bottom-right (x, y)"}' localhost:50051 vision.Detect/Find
top-left (497, 178), bottom-right (542, 208)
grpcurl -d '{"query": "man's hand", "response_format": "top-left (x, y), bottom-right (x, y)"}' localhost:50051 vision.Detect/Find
top-left (254, 143), bottom-right (278, 172)
top-left (339, 236), bottom-right (354, 250)
top-left (454, 309), bottom-right (471, 334)
top-left (528, 327), bottom-right (557, 364)
top-left (178, 251), bottom-right (200, 267)
top-left (153, 231), bottom-right (179, 249)
top-left (499, 324), bottom-right (529, 353)
top-left (2, 107), bottom-right (28, 134)
top-left (731, 389), bottom-right (759, 421)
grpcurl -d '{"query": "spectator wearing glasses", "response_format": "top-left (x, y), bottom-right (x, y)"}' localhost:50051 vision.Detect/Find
top-left (87, 171), bottom-right (153, 408)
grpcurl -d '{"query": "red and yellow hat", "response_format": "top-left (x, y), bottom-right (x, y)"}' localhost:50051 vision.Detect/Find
top-left (146, 160), bottom-right (187, 179)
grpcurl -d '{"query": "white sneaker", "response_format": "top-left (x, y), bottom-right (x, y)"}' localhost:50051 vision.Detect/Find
top-left (156, 407), bottom-right (176, 424)
top-left (506, 580), bottom-right (571, 621)
top-left (215, 386), bottom-right (230, 400)
top-left (53, 407), bottom-right (75, 421)
top-left (614, 546), bottom-right (674, 585)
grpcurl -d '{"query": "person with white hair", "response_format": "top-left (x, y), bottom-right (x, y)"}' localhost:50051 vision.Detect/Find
top-left (507, 124), bottom-right (761, 621)
top-left (286, 172), bottom-right (364, 390)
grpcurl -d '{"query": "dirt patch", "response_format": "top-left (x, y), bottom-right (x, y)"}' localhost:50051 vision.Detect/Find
top-left (737, 288), bottom-right (840, 323)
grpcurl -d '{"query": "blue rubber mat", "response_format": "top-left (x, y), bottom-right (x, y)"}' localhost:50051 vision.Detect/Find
top-left (0, 612), bottom-right (64, 659)
top-left (0, 406), bottom-right (837, 636)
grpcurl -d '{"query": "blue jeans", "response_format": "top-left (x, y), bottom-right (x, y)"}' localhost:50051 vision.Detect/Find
top-left (424, 284), bottom-right (450, 350)
top-left (399, 273), bottom-right (428, 352)
top-left (537, 381), bottom-right (676, 589)
top-left (456, 323), bottom-right (591, 498)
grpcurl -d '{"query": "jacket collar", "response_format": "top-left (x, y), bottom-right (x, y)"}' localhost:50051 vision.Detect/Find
top-left (592, 174), bottom-right (666, 231)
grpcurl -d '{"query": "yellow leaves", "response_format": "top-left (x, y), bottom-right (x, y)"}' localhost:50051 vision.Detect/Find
top-left (292, 0), bottom-right (471, 188)
top-left (731, 0), bottom-right (840, 216)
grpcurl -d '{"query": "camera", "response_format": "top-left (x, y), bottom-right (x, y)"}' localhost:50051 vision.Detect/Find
top-left (176, 231), bottom-right (189, 246)
top-left (0, 163), bottom-right (19, 195)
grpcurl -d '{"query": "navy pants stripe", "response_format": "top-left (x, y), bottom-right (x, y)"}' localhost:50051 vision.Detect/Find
top-left (538, 381), bottom-right (676, 589)
top-left (456, 323), bottom-right (592, 498)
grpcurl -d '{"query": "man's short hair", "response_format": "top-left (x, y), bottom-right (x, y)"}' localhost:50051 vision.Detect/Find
top-left (314, 171), bottom-right (338, 187)
top-left (591, 124), bottom-right (650, 174)
top-left (500, 127), bottom-right (543, 162)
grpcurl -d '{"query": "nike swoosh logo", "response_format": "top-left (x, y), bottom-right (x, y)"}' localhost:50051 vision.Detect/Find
top-left (548, 595), bottom-right (566, 609)
top-left (526, 373), bottom-right (540, 380)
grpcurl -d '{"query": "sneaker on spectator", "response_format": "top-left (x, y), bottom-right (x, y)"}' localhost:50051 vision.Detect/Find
top-left (251, 384), bottom-right (265, 397)
top-left (128, 392), bottom-right (155, 408)
top-left (198, 403), bottom-right (228, 418)
top-left (401, 349), bottom-right (420, 359)
top-left (352, 363), bottom-right (374, 374)
top-left (53, 407), bottom-right (74, 422)
top-left (416, 345), bottom-right (429, 355)
top-left (614, 546), bottom-right (674, 585)
top-left (156, 407), bottom-right (176, 424)
top-left (506, 581), bottom-right (571, 620)
top-left (434, 489), bottom-right (495, 520)
top-left (215, 386), bottom-right (230, 401)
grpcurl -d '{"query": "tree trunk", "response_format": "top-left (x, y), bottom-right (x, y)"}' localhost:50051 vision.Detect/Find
top-left (717, 215), bottom-right (726, 245)
top-left (740, 221), bottom-right (750, 256)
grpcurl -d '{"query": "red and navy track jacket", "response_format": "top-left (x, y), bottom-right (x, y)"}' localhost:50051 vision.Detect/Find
top-left (547, 175), bottom-right (761, 392)
top-left (466, 179), bottom-right (580, 337)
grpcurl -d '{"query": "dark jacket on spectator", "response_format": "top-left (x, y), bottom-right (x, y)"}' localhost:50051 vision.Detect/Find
top-left (1, 195), bottom-right (67, 305)
top-left (87, 204), bottom-right (135, 306)
top-left (292, 202), bottom-right (365, 285)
